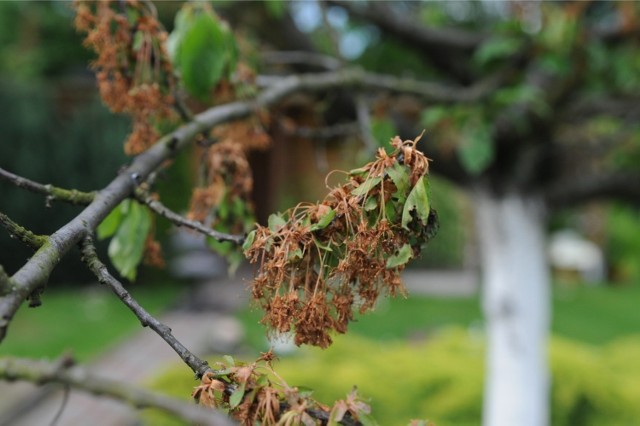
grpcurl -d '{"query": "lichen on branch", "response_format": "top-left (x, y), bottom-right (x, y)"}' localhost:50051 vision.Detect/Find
top-left (244, 134), bottom-right (438, 348)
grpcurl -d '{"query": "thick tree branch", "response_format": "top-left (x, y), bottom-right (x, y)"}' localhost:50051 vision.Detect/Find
top-left (0, 266), bottom-right (12, 297)
top-left (0, 212), bottom-right (47, 250)
top-left (0, 68), bottom-right (498, 342)
top-left (134, 188), bottom-right (245, 245)
top-left (0, 167), bottom-right (95, 206)
top-left (79, 238), bottom-right (212, 378)
top-left (545, 172), bottom-right (640, 209)
top-left (0, 356), bottom-right (233, 426)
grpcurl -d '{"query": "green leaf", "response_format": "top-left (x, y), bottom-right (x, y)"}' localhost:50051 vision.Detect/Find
top-left (402, 176), bottom-right (430, 230)
top-left (474, 36), bottom-right (523, 66)
top-left (229, 382), bottom-right (245, 408)
top-left (176, 8), bottom-right (237, 100)
top-left (458, 120), bottom-right (494, 176)
top-left (97, 201), bottom-right (126, 240)
top-left (371, 117), bottom-right (396, 152)
top-left (310, 208), bottom-right (336, 231)
top-left (387, 162), bottom-right (410, 198)
top-left (223, 355), bottom-right (235, 367)
top-left (386, 243), bottom-right (413, 269)
top-left (351, 176), bottom-right (382, 197)
top-left (421, 106), bottom-right (448, 128)
top-left (268, 213), bottom-right (286, 232)
top-left (242, 229), bottom-right (256, 252)
top-left (364, 196), bottom-right (378, 212)
top-left (358, 412), bottom-right (380, 426)
top-left (107, 201), bottom-right (152, 281)
top-left (265, 0), bottom-right (286, 18)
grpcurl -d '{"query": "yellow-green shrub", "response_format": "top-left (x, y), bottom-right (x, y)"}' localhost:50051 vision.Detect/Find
top-left (143, 328), bottom-right (640, 425)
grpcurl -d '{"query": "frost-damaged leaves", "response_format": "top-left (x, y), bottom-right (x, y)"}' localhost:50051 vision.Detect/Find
top-left (244, 134), bottom-right (438, 348)
top-left (193, 354), bottom-right (375, 426)
top-left (73, 0), bottom-right (177, 155)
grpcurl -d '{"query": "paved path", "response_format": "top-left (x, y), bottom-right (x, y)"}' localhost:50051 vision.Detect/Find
top-left (0, 269), bottom-right (476, 426)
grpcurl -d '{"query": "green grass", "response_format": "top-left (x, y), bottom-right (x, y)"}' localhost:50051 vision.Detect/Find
top-left (0, 281), bottom-right (184, 361)
top-left (238, 281), bottom-right (640, 351)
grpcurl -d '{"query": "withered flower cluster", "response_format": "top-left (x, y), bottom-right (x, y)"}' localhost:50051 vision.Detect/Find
top-left (244, 134), bottom-right (438, 348)
top-left (187, 119), bottom-right (271, 267)
top-left (74, 0), bottom-right (176, 155)
top-left (192, 353), bottom-right (372, 426)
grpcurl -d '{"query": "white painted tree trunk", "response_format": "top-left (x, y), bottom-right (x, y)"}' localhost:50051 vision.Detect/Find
top-left (475, 190), bottom-right (551, 426)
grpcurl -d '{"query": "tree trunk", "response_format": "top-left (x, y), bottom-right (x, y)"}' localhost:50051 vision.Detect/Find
top-left (475, 190), bottom-right (551, 426)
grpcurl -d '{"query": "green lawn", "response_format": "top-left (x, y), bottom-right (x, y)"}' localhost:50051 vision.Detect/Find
top-left (0, 281), bottom-right (184, 361)
top-left (238, 281), bottom-right (640, 351)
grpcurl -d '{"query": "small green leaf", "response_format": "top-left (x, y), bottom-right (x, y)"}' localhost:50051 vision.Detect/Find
top-left (474, 36), bottom-right (523, 66)
top-left (223, 355), bottom-right (235, 367)
top-left (242, 229), bottom-right (256, 252)
top-left (256, 374), bottom-right (269, 387)
top-left (402, 176), bottom-right (430, 230)
top-left (387, 162), bottom-right (410, 197)
top-left (421, 106), bottom-right (448, 128)
top-left (386, 243), bottom-right (413, 269)
top-left (296, 386), bottom-right (315, 398)
top-left (364, 197), bottom-right (378, 211)
top-left (310, 208), bottom-right (336, 231)
top-left (458, 120), bottom-right (494, 176)
top-left (265, 0), bottom-right (286, 18)
top-left (351, 176), bottom-right (382, 197)
top-left (268, 213), bottom-right (286, 232)
top-left (229, 382), bottom-right (245, 408)
top-left (288, 248), bottom-right (303, 260)
top-left (176, 8), bottom-right (237, 100)
top-left (97, 201), bottom-right (126, 240)
top-left (358, 412), bottom-right (380, 426)
top-left (371, 117), bottom-right (396, 152)
top-left (107, 201), bottom-right (152, 281)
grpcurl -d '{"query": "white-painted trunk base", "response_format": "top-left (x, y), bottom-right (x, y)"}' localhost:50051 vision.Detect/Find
top-left (475, 191), bottom-right (550, 426)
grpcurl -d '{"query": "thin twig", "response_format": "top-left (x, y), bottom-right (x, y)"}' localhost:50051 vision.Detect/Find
top-left (283, 122), bottom-right (359, 140)
top-left (0, 356), bottom-right (233, 426)
top-left (133, 188), bottom-right (245, 245)
top-left (261, 51), bottom-right (342, 71)
top-left (79, 237), bottom-right (212, 378)
top-left (0, 167), bottom-right (95, 206)
top-left (0, 212), bottom-right (47, 250)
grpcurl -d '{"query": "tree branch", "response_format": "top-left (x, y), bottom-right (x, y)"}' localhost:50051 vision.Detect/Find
top-left (79, 237), bottom-right (212, 378)
top-left (545, 171), bottom-right (640, 209)
top-left (0, 356), bottom-right (233, 426)
top-left (0, 212), bottom-right (47, 250)
top-left (0, 68), bottom-right (498, 343)
top-left (0, 266), bottom-right (13, 297)
top-left (133, 188), bottom-right (245, 245)
top-left (328, 0), bottom-right (484, 82)
top-left (261, 51), bottom-right (342, 71)
top-left (0, 167), bottom-right (95, 206)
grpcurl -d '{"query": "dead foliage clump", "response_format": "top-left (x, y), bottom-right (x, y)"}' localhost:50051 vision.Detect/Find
top-left (244, 134), bottom-right (438, 348)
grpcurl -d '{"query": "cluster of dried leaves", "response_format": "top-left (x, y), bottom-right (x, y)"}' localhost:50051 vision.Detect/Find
top-left (74, 0), bottom-right (176, 155)
top-left (193, 352), bottom-right (375, 426)
top-left (244, 134), bottom-right (438, 348)
top-left (188, 118), bottom-right (271, 271)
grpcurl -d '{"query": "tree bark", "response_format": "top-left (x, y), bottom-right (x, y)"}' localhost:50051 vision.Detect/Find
top-left (474, 189), bottom-right (550, 426)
